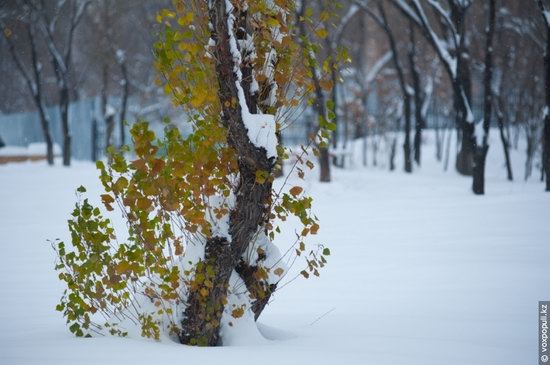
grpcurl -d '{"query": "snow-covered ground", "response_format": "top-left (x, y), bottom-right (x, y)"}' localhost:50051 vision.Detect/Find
top-left (1, 131), bottom-right (548, 364)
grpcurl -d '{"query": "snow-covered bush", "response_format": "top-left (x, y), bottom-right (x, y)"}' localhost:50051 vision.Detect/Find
top-left (53, 0), bottom-right (335, 346)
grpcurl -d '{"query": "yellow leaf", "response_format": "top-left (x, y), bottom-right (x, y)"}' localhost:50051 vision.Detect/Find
top-left (190, 88), bottom-right (208, 108)
top-left (115, 262), bottom-right (130, 274)
top-left (101, 194), bottom-right (114, 211)
top-left (177, 12), bottom-right (193, 26)
top-left (273, 267), bottom-right (284, 277)
top-left (101, 194), bottom-right (114, 203)
top-left (231, 307), bottom-right (244, 318)
top-left (315, 27), bottom-right (329, 39)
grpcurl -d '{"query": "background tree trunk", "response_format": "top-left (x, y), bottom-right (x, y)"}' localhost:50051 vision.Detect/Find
top-left (408, 23), bottom-right (424, 166)
top-left (118, 56), bottom-right (129, 148)
top-left (495, 97), bottom-right (513, 181)
top-left (297, 0), bottom-right (331, 182)
top-left (540, 0), bottom-right (550, 191)
top-left (472, 0), bottom-right (496, 195)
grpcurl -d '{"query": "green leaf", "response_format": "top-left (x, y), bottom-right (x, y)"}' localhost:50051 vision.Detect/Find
top-left (76, 186), bottom-right (86, 193)
top-left (69, 323), bottom-right (80, 334)
top-left (322, 248), bottom-right (331, 256)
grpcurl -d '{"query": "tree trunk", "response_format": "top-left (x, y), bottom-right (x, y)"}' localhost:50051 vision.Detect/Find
top-left (36, 101), bottom-right (55, 165)
top-left (443, 126), bottom-right (453, 172)
top-left (29, 25), bottom-right (55, 166)
top-left (495, 98), bottom-right (513, 181)
top-left (235, 260), bottom-right (276, 321)
top-left (119, 60), bottom-right (129, 149)
top-left (403, 96), bottom-right (413, 173)
top-left (454, 80), bottom-right (475, 176)
top-left (544, 18), bottom-right (550, 191)
top-left (105, 114), bottom-right (115, 151)
top-left (472, 0), bottom-right (495, 195)
top-left (180, 0), bottom-right (277, 346)
top-left (362, 121), bottom-right (368, 167)
top-left (297, 0), bottom-right (331, 182)
top-left (453, 6), bottom-right (475, 177)
top-left (180, 237), bottom-right (232, 346)
top-left (525, 131), bottom-right (536, 181)
top-left (319, 147), bottom-right (331, 182)
top-left (91, 118), bottom-right (98, 162)
top-left (544, 114), bottom-right (550, 191)
top-left (408, 23), bottom-right (424, 166)
top-left (472, 145), bottom-right (488, 194)
top-left (389, 136), bottom-right (397, 171)
top-left (60, 85), bottom-right (71, 166)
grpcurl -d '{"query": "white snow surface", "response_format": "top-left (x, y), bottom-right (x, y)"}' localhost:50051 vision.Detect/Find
top-left (0, 130), bottom-right (549, 364)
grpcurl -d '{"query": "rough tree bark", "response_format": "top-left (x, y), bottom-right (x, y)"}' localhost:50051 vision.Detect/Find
top-left (472, 0), bottom-right (496, 195)
top-left (180, 0), bottom-right (277, 346)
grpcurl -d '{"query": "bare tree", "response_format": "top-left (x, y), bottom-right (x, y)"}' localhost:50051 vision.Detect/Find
top-left (1, 6), bottom-right (55, 165)
top-left (391, 0), bottom-right (476, 176)
top-left (361, 0), bottom-right (413, 173)
top-left (32, 0), bottom-right (90, 166)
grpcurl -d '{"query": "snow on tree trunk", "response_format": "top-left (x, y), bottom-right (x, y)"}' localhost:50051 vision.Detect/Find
top-left (180, 0), bottom-right (278, 346)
